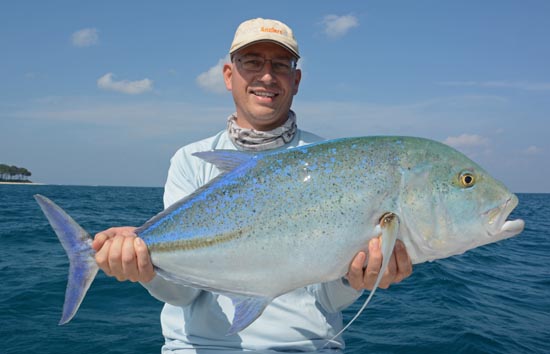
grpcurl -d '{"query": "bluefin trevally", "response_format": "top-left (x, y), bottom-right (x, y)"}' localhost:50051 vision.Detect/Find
top-left (34, 136), bottom-right (524, 339)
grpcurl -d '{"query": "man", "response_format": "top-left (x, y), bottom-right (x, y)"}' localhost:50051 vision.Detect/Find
top-left (93, 18), bottom-right (412, 353)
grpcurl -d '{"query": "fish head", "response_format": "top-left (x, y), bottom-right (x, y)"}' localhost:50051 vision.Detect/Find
top-left (397, 139), bottom-right (524, 263)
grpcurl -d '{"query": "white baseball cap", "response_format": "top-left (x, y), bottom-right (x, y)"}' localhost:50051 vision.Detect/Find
top-left (229, 18), bottom-right (300, 58)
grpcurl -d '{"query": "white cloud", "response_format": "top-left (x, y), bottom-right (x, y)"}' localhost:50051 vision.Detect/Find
top-left (321, 15), bottom-right (359, 39)
top-left (97, 73), bottom-right (153, 95)
top-left (440, 81), bottom-right (550, 91)
top-left (523, 145), bottom-right (542, 155)
top-left (444, 134), bottom-right (489, 148)
top-left (196, 56), bottom-right (230, 94)
top-left (71, 28), bottom-right (99, 47)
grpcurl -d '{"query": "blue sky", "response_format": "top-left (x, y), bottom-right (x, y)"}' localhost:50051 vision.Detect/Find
top-left (1, 1), bottom-right (549, 192)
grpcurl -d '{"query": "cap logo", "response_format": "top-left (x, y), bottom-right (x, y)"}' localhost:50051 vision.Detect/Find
top-left (261, 26), bottom-right (283, 35)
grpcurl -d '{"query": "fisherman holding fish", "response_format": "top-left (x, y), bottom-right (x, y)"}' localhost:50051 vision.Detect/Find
top-left (36, 15), bottom-right (522, 353)
top-left (92, 18), bottom-right (413, 352)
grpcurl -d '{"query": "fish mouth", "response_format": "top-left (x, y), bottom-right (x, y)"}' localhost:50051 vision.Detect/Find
top-left (483, 195), bottom-right (525, 240)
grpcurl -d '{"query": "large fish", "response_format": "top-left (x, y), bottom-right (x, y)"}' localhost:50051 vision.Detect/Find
top-left (35, 136), bottom-right (524, 337)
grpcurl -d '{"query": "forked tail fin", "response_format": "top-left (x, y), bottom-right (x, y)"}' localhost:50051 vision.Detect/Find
top-left (34, 194), bottom-right (98, 324)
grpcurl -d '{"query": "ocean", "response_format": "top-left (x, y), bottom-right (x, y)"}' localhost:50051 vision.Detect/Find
top-left (1, 184), bottom-right (548, 353)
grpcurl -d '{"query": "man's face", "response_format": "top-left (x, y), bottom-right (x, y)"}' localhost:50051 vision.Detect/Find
top-left (223, 42), bottom-right (301, 131)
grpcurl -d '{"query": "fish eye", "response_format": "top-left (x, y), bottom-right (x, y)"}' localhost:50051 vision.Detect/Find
top-left (459, 172), bottom-right (476, 188)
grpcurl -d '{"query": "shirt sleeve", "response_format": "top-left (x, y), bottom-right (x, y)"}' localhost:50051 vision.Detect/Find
top-left (141, 148), bottom-right (203, 306)
top-left (306, 278), bottom-right (363, 313)
top-left (163, 148), bottom-right (201, 207)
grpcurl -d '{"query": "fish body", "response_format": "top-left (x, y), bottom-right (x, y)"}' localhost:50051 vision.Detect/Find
top-left (34, 136), bottom-right (524, 334)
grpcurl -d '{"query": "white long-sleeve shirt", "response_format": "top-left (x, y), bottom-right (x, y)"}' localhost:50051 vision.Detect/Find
top-left (142, 129), bottom-right (363, 353)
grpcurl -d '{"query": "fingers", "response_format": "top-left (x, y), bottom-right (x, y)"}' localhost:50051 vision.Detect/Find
top-left (135, 238), bottom-right (155, 283)
top-left (349, 237), bottom-right (414, 291)
top-left (121, 236), bottom-right (138, 281)
top-left (363, 237), bottom-right (389, 290)
top-left (378, 251), bottom-right (397, 289)
top-left (393, 240), bottom-right (413, 283)
top-left (92, 228), bottom-right (116, 252)
top-left (95, 237), bottom-right (113, 275)
top-left (108, 235), bottom-right (126, 281)
top-left (93, 227), bottom-right (136, 251)
top-left (93, 227), bottom-right (154, 283)
top-left (347, 251), bottom-right (367, 290)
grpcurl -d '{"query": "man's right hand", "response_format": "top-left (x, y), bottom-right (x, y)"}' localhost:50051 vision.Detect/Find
top-left (93, 226), bottom-right (155, 283)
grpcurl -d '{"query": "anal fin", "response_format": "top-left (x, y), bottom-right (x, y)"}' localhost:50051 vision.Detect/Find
top-left (156, 267), bottom-right (272, 335)
top-left (227, 295), bottom-right (271, 335)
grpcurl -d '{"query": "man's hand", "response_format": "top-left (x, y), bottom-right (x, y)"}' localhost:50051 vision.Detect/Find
top-left (92, 227), bottom-right (155, 283)
top-left (347, 238), bottom-right (412, 291)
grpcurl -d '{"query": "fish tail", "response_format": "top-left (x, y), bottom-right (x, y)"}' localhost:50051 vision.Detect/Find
top-left (34, 194), bottom-right (99, 325)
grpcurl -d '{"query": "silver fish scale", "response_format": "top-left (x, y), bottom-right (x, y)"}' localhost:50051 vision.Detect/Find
top-left (142, 137), bottom-right (403, 247)
top-left (137, 137), bottom-right (420, 294)
top-left (140, 137), bottom-right (417, 249)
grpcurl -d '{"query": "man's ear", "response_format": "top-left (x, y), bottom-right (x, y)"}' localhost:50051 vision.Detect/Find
top-left (223, 63), bottom-right (233, 91)
top-left (292, 68), bottom-right (302, 95)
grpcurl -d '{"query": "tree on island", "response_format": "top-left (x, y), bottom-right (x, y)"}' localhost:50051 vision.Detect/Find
top-left (0, 164), bottom-right (32, 182)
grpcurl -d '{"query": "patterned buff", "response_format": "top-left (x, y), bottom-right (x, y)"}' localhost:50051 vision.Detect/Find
top-left (227, 111), bottom-right (298, 151)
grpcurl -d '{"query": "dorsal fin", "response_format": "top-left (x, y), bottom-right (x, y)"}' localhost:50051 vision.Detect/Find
top-left (192, 150), bottom-right (255, 172)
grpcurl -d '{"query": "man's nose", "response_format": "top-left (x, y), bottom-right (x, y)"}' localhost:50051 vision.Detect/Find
top-left (256, 60), bottom-right (276, 82)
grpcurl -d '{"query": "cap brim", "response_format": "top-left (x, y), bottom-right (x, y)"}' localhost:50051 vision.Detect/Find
top-left (230, 39), bottom-right (300, 58)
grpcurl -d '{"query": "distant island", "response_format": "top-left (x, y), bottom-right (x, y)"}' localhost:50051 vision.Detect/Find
top-left (0, 164), bottom-right (32, 183)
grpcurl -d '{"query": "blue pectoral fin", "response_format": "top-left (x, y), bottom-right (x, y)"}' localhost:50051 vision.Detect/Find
top-left (227, 295), bottom-right (271, 335)
top-left (34, 194), bottom-right (98, 325)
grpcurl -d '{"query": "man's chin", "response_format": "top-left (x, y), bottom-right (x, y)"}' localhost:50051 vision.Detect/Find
top-left (246, 113), bottom-right (287, 130)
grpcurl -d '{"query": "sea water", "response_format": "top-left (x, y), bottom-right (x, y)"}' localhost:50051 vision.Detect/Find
top-left (1, 185), bottom-right (548, 353)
